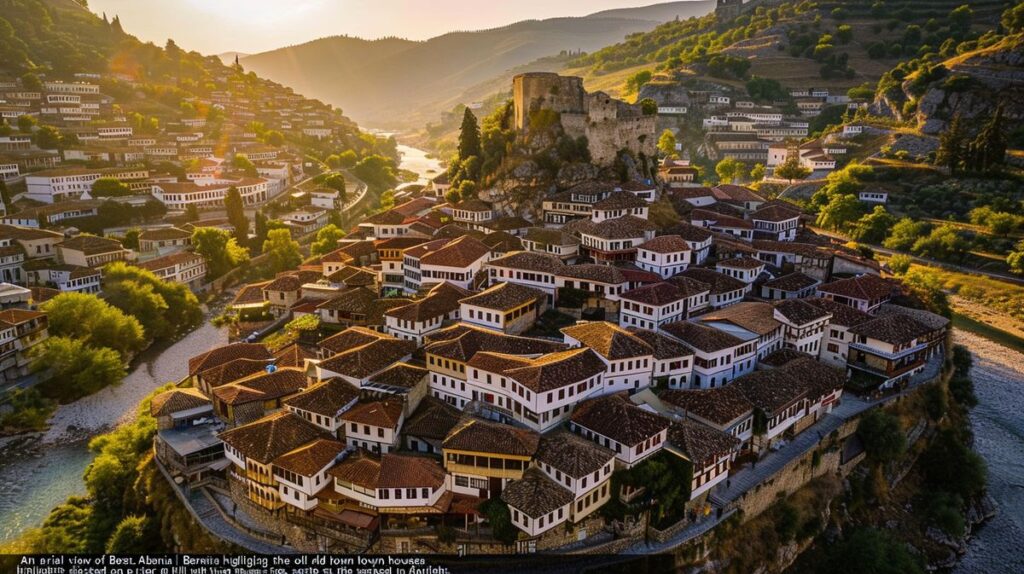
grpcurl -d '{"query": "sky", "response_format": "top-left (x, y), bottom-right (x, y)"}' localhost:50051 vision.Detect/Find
top-left (86, 0), bottom-right (665, 56)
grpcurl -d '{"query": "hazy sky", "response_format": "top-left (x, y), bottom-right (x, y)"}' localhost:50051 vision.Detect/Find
top-left (86, 0), bottom-right (664, 55)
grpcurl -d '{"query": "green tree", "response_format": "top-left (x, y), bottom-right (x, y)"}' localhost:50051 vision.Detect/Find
top-left (816, 193), bottom-right (863, 230)
top-left (262, 229), bottom-right (302, 274)
top-left (20, 71), bottom-right (42, 91)
top-left (920, 429), bottom-right (987, 500)
top-left (457, 107), bottom-right (481, 162)
top-left (184, 203), bottom-right (199, 222)
top-left (40, 293), bottom-right (145, 358)
top-left (353, 154), bottom-right (397, 190)
top-left (775, 155), bottom-right (811, 182)
top-left (911, 224), bottom-right (968, 262)
top-left (17, 114), bottom-right (36, 133)
top-left (91, 178), bottom-right (131, 197)
top-left (192, 227), bottom-right (249, 279)
top-left (657, 129), bottom-right (677, 157)
top-left (0, 179), bottom-right (12, 213)
top-left (715, 157), bottom-right (744, 183)
top-left (936, 114), bottom-right (968, 174)
top-left (103, 262), bottom-right (202, 339)
top-left (883, 218), bottom-right (929, 251)
top-left (337, 149), bottom-right (358, 168)
top-left (850, 206), bottom-right (896, 243)
top-left (231, 154), bottom-right (258, 177)
top-left (625, 69), bottom-right (653, 94)
top-left (121, 229), bottom-right (140, 250)
top-left (902, 267), bottom-right (951, 317)
top-left (948, 4), bottom-right (973, 37)
top-left (30, 337), bottom-right (126, 401)
top-left (105, 515), bottom-right (157, 554)
top-left (639, 97), bottom-right (658, 116)
top-left (857, 409), bottom-right (906, 464)
top-left (1007, 240), bottom-right (1024, 275)
top-left (34, 125), bottom-right (62, 149)
top-left (966, 104), bottom-right (1007, 172)
top-left (253, 209), bottom-right (269, 246)
top-left (1003, 2), bottom-right (1024, 33)
top-left (263, 130), bottom-right (284, 146)
top-left (224, 186), bottom-right (249, 244)
top-left (750, 163), bottom-right (766, 181)
top-left (887, 253), bottom-right (912, 275)
top-left (310, 224), bottom-right (345, 257)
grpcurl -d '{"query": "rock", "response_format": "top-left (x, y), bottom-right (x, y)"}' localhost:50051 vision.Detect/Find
top-left (556, 162), bottom-right (599, 188)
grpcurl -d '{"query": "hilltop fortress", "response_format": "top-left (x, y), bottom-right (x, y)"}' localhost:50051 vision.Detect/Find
top-left (512, 72), bottom-right (656, 167)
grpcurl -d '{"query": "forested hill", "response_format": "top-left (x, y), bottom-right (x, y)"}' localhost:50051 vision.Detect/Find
top-left (560, 0), bottom-right (1010, 100)
top-left (237, 1), bottom-right (715, 128)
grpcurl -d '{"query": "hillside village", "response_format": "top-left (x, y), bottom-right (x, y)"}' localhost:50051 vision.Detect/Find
top-left (129, 71), bottom-right (955, 555)
top-left (0, 0), bottom-right (1017, 567)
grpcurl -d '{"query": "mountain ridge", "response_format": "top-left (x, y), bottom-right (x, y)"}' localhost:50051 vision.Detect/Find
top-left (238, 1), bottom-right (715, 128)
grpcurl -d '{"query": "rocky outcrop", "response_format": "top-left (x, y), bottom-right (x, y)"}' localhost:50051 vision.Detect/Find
top-left (913, 35), bottom-right (1024, 134)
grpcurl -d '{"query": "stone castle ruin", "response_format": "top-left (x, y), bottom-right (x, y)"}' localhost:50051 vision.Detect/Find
top-left (512, 72), bottom-right (656, 167)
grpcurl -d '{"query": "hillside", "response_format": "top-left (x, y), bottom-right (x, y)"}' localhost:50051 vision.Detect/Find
top-left (238, 1), bottom-right (715, 129)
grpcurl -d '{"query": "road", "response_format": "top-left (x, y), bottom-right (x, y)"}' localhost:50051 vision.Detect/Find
top-left (810, 226), bottom-right (1024, 286)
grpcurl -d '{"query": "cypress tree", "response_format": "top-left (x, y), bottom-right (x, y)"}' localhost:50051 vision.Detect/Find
top-left (936, 113), bottom-right (967, 175)
top-left (457, 108), bottom-right (481, 161)
top-left (971, 104), bottom-right (1007, 171)
top-left (224, 187), bottom-right (249, 244)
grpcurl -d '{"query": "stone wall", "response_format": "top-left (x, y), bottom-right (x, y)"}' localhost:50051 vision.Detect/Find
top-left (513, 73), bottom-right (586, 132)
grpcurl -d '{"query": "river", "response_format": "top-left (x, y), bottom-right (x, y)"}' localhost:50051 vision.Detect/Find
top-left (951, 330), bottom-right (1024, 574)
top-left (0, 144), bottom-right (441, 544)
top-left (0, 321), bottom-right (227, 543)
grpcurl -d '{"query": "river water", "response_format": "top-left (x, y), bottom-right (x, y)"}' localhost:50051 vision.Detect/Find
top-left (951, 330), bottom-right (1024, 574)
top-left (0, 321), bottom-right (227, 543)
top-left (0, 145), bottom-right (442, 544)
top-left (396, 144), bottom-right (443, 185)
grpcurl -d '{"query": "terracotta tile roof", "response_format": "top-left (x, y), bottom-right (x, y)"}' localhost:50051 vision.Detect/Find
top-left (501, 467), bottom-right (573, 518)
top-left (189, 343), bottom-right (272, 377)
top-left (138, 227), bottom-right (191, 241)
top-left (502, 348), bottom-right (607, 393)
top-left (199, 357), bottom-right (274, 389)
top-left (817, 275), bottom-right (896, 302)
top-left (560, 321), bottom-right (653, 360)
top-left (29, 286), bottom-right (60, 303)
top-left (481, 230), bottom-right (523, 252)
top-left (763, 272), bottom-right (819, 292)
top-left (535, 429), bottom-right (614, 478)
top-left (273, 343), bottom-right (316, 368)
top-left (712, 184), bottom-right (764, 204)
top-left (326, 265), bottom-right (377, 286)
top-left (319, 337), bottom-right (417, 380)
top-left (284, 378), bottom-right (359, 417)
top-left (570, 394), bottom-right (669, 447)
top-left (362, 209), bottom-right (407, 226)
top-left (773, 298), bottom-right (832, 326)
top-left (424, 323), bottom-right (566, 362)
top-left (375, 236), bottom-right (431, 252)
top-left (691, 209), bottom-right (752, 229)
top-left (419, 235), bottom-right (490, 268)
top-left (443, 417), bottom-right (539, 457)
top-left (661, 222), bottom-right (713, 243)
top-left (385, 282), bottom-right (472, 323)
top-left (678, 268), bottom-right (746, 295)
top-left (316, 288), bottom-right (410, 326)
top-left (484, 216), bottom-right (531, 233)
top-left (523, 227), bottom-right (579, 247)
top-left (781, 357), bottom-right (846, 400)
top-left (135, 251), bottom-right (204, 272)
top-left (664, 275), bottom-right (712, 297)
top-left (319, 326), bottom-right (392, 356)
top-left (848, 314), bottom-right (933, 345)
top-left (559, 264), bottom-right (629, 285)
top-left (366, 363), bottom-right (428, 390)
top-left (696, 302), bottom-right (780, 336)
top-left (58, 234), bottom-right (125, 255)
top-left (341, 399), bottom-right (404, 429)
top-left (667, 419), bottom-right (740, 468)
top-left (620, 281), bottom-right (689, 306)
top-left (717, 256), bottom-right (764, 270)
top-left (150, 387), bottom-right (210, 417)
top-left (264, 274), bottom-right (303, 292)
top-left (331, 451), bottom-right (446, 490)
top-left (875, 304), bottom-right (950, 331)
top-left (211, 367), bottom-right (308, 406)
top-left (272, 438), bottom-right (345, 476)
top-left (219, 411), bottom-right (328, 465)
top-left (593, 191), bottom-right (647, 211)
top-left (638, 235), bottom-right (690, 254)
top-left (760, 348), bottom-right (812, 368)
top-left (569, 215), bottom-right (657, 240)
top-left (452, 199), bottom-right (492, 212)
top-left (751, 203), bottom-right (801, 222)
top-left (662, 321), bottom-right (746, 353)
top-left (230, 281), bottom-right (271, 307)
top-left (731, 370), bottom-right (808, 416)
top-left (0, 308), bottom-right (44, 325)
top-left (659, 386), bottom-right (753, 427)
top-left (319, 247), bottom-right (355, 265)
top-left (487, 251), bottom-right (565, 274)
top-left (432, 224), bottom-right (483, 240)
top-left (338, 240), bottom-right (378, 261)
top-left (403, 396), bottom-right (462, 442)
top-left (459, 282), bottom-right (545, 312)
top-left (626, 328), bottom-right (694, 360)
top-left (804, 297), bottom-right (874, 327)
